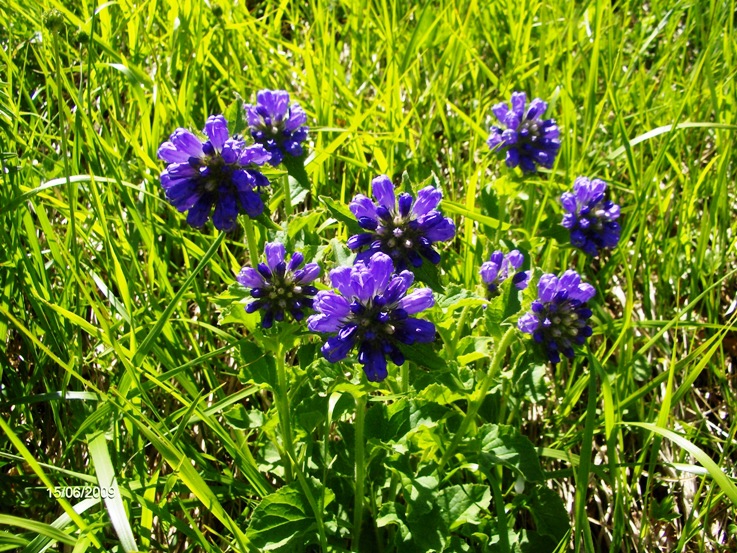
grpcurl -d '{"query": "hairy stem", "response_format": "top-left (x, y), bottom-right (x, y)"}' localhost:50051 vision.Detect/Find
top-left (352, 392), bottom-right (367, 552)
top-left (275, 341), bottom-right (295, 483)
top-left (439, 326), bottom-right (517, 470)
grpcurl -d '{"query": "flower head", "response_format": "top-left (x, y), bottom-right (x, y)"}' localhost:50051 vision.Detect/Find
top-left (307, 252), bottom-right (436, 382)
top-left (480, 250), bottom-right (530, 295)
top-left (347, 176), bottom-right (456, 272)
top-left (237, 242), bottom-right (320, 329)
top-left (245, 89), bottom-right (308, 166)
top-left (158, 115), bottom-right (271, 231)
top-left (517, 270), bottom-right (595, 364)
top-left (561, 177), bottom-right (621, 256)
top-left (487, 92), bottom-right (560, 173)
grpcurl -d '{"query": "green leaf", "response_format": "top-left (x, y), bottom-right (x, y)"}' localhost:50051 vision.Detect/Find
top-left (396, 341), bottom-right (446, 371)
top-left (437, 484), bottom-right (492, 530)
top-left (283, 155), bottom-right (311, 207)
top-left (224, 404), bottom-right (265, 430)
top-left (607, 122), bottom-right (737, 160)
top-left (418, 383), bottom-right (465, 405)
top-left (246, 484), bottom-right (318, 551)
top-left (484, 294), bottom-right (506, 340)
top-left (442, 200), bottom-right (511, 231)
top-left (376, 502), bottom-right (411, 541)
top-left (319, 196), bottom-right (362, 235)
top-left (413, 261), bottom-right (444, 294)
top-left (528, 486), bottom-right (569, 543)
top-left (457, 337), bottom-right (495, 366)
top-left (514, 362), bottom-right (548, 404)
top-left (132, 233), bottom-right (225, 367)
top-left (86, 431), bottom-right (138, 552)
top-left (623, 422), bottom-right (737, 506)
top-left (397, 475), bottom-right (447, 551)
top-left (437, 284), bottom-right (483, 310)
top-left (224, 94), bottom-right (247, 136)
top-left (329, 237), bottom-right (355, 267)
top-left (0, 515), bottom-right (75, 547)
top-left (238, 342), bottom-right (277, 390)
top-left (472, 424), bottom-right (544, 482)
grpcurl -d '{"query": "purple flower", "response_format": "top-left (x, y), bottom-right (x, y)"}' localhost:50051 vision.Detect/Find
top-left (480, 250), bottom-right (529, 295)
top-left (561, 177), bottom-right (621, 256)
top-left (517, 270), bottom-right (595, 364)
top-left (237, 242), bottom-right (320, 329)
top-left (245, 89), bottom-right (308, 166)
top-left (347, 176), bottom-right (456, 272)
top-left (158, 115), bottom-right (271, 231)
top-left (487, 92), bottom-right (560, 173)
top-left (307, 252), bottom-right (436, 382)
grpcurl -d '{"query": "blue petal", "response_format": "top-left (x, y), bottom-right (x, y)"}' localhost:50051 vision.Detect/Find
top-left (398, 288), bottom-right (434, 314)
top-left (358, 343), bottom-right (388, 382)
top-left (265, 242), bottom-right (286, 272)
top-left (212, 191), bottom-right (238, 231)
top-left (349, 194), bottom-right (378, 220)
top-left (322, 335), bottom-right (355, 363)
top-left (204, 115), bottom-right (229, 151)
top-left (237, 267), bottom-right (265, 288)
top-left (412, 186), bottom-right (442, 217)
top-left (237, 188), bottom-right (264, 218)
top-left (371, 175), bottom-right (396, 211)
top-left (186, 195), bottom-right (213, 227)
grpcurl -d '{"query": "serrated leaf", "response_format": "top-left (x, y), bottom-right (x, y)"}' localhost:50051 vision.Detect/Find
top-left (402, 475), bottom-right (447, 551)
top-left (396, 341), bottom-right (446, 371)
top-left (437, 484), bottom-right (491, 530)
top-left (457, 337), bottom-right (495, 366)
top-left (419, 383), bottom-right (464, 404)
top-left (223, 404), bottom-right (265, 430)
top-left (529, 486), bottom-right (569, 543)
top-left (484, 294), bottom-right (505, 340)
top-left (376, 502), bottom-right (411, 541)
top-left (246, 485), bottom-right (316, 551)
top-left (437, 284), bottom-right (481, 310)
top-left (286, 210), bottom-right (322, 239)
top-left (471, 424), bottom-right (544, 482)
top-left (330, 237), bottom-right (355, 267)
top-left (239, 342), bottom-right (277, 389)
top-left (518, 363), bottom-right (547, 403)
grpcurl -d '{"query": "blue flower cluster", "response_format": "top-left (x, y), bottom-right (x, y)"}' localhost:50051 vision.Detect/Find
top-left (348, 176), bottom-right (456, 271)
top-left (237, 242), bottom-right (320, 329)
top-left (308, 252), bottom-right (436, 382)
top-left (157, 90), bottom-right (308, 231)
top-left (479, 250), bottom-right (529, 296)
top-left (487, 92), bottom-right (561, 173)
top-left (245, 90), bottom-right (309, 166)
top-left (158, 115), bottom-right (271, 231)
top-left (561, 176), bottom-right (621, 256)
top-left (517, 271), bottom-right (595, 364)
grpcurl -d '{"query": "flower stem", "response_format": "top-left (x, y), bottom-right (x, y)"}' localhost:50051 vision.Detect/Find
top-left (243, 217), bottom-right (260, 266)
top-left (275, 341), bottom-right (295, 483)
top-left (449, 304), bottom-right (472, 357)
top-left (283, 174), bottom-right (293, 218)
top-left (401, 361), bottom-right (410, 394)
top-left (438, 326), bottom-right (517, 470)
top-left (352, 392), bottom-right (367, 552)
top-left (489, 467), bottom-right (510, 553)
